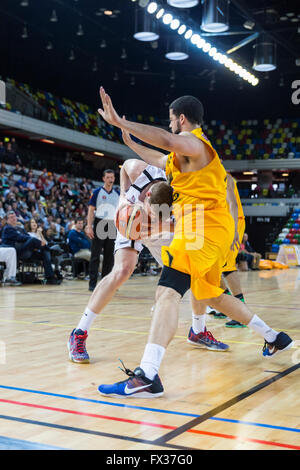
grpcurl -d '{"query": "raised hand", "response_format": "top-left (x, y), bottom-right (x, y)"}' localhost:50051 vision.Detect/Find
top-left (98, 86), bottom-right (121, 127)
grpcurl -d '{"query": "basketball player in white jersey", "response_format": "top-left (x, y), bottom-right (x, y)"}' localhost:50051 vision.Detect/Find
top-left (68, 156), bottom-right (175, 363)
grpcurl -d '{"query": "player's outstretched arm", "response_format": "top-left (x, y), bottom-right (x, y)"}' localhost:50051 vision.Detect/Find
top-left (98, 87), bottom-right (202, 158)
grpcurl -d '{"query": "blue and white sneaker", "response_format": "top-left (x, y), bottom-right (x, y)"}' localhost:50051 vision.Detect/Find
top-left (263, 332), bottom-right (294, 358)
top-left (98, 361), bottom-right (164, 398)
top-left (187, 327), bottom-right (229, 351)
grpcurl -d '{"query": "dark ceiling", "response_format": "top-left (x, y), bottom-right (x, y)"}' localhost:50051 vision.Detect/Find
top-left (0, 0), bottom-right (299, 122)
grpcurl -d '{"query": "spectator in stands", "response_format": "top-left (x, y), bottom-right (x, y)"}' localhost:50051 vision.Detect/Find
top-left (67, 217), bottom-right (91, 262)
top-left (0, 141), bottom-right (5, 160)
top-left (35, 176), bottom-right (44, 193)
top-left (242, 233), bottom-right (262, 270)
top-left (16, 175), bottom-right (28, 194)
top-left (0, 246), bottom-right (22, 286)
top-left (26, 218), bottom-right (48, 246)
top-left (12, 163), bottom-right (25, 176)
top-left (58, 173), bottom-right (68, 186)
top-left (39, 169), bottom-right (48, 184)
top-left (27, 177), bottom-right (36, 191)
top-left (0, 163), bottom-right (8, 175)
top-left (2, 211), bottom-right (60, 284)
top-left (0, 201), bottom-right (5, 219)
top-left (4, 142), bottom-right (21, 166)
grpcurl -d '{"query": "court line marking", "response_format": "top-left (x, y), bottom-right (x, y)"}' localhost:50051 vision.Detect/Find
top-left (153, 361), bottom-right (300, 445)
top-left (6, 306), bottom-right (300, 333)
top-left (1, 398), bottom-right (299, 450)
top-left (0, 435), bottom-right (67, 450)
top-left (0, 384), bottom-right (299, 435)
top-left (0, 318), bottom-right (298, 347)
top-left (0, 413), bottom-right (195, 451)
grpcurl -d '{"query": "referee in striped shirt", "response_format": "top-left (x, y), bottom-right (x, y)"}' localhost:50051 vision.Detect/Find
top-left (86, 169), bottom-right (119, 291)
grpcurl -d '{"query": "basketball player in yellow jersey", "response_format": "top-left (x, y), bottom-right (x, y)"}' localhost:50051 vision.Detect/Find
top-left (207, 173), bottom-right (248, 327)
top-left (97, 88), bottom-right (293, 398)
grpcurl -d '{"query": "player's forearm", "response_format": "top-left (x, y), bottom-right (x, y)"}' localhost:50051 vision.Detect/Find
top-left (128, 140), bottom-right (166, 169)
top-left (122, 120), bottom-right (172, 154)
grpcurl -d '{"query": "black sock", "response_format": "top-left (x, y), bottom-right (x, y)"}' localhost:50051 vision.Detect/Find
top-left (235, 293), bottom-right (245, 303)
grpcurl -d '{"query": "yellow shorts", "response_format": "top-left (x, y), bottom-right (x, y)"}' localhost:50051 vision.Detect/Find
top-left (161, 210), bottom-right (235, 300)
top-left (223, 218), bottom-right (245, 273)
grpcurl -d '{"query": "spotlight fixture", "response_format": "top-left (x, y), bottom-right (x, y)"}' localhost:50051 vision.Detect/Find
top-left (69, 49), bottom-right (75, 61)
top-left (170, 19), bottom-right (180, 30)
top-left (134, 0), bottom-right (258, 86)
top-left (143, 59), bottom-right (149, 70)
top-left (21, 25), bottom-right (28, 38)
top-left (134, 7), bottom-right (159, 41)
top-left (253, 39), bottom-right (277, 72)
top-left (162, 13), bottom-right (173, 25)
top-left (92, 59), bottom-right (98, 72)
top-left (243, 20), bottom-right (255, 30)
top-left (46, 41), bottom-right (53, 50)
top-left (76, 24), bottom-right (84, 36)
top-left (165, 38), bottom-right (189, 60)
top-left (156, 8), bottom-right (164, 19)
top-left (50, 9), bottom-right (58, 22)
top-left (120, 48), bottom-right (127, 59)
top-left (147, 2), bottom-right (158, 14)
top-left (177, 24), bottom-right (187, 35)
top-left (201, 0), bottom-right (229, 33)
top-left (100, 39), bottom-right (107, 48)
top-left (167, 0), bottom-right (199, 7)
top-left (20, 0), bottom-right (29, 6)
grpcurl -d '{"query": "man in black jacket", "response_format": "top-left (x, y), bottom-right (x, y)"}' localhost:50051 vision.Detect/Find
top-left (1, 211), bottom-right (60, 284)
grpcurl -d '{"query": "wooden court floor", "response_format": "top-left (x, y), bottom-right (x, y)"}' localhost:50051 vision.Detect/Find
top-left (0, 268), bottom-right (300, 451)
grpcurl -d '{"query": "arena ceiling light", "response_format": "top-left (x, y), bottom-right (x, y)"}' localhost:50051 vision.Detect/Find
top-left (165, 38), bottom-right (189, 60)
top-left (201, 0), bottom-right (229, 33)
top-left (167, 0), bottom-right (199, 7)
top-left (147, 2), bottom-right (158, 14)
top-left (134, 6), bottom-right (159, 41)
top-left (134, 0), bottom-right (259, 86)
top-left (253, 39), bottom-right (277, 72)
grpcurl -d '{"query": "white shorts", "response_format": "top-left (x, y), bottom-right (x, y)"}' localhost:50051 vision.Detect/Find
top-left (114, 230), bottom-right (173, 266)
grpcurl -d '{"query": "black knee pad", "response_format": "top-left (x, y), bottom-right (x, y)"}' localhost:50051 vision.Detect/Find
top-left (223, 270), bottom-right (236, 278)
top-left (158, 266), bottom-right (191, 297)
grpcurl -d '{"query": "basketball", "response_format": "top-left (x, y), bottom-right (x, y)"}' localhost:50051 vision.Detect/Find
top-left (115, 203), bottom-right (149, 240)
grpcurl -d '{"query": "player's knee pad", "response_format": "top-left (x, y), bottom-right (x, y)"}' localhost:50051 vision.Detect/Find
top-left (158, 266), bottom-right (191, 298)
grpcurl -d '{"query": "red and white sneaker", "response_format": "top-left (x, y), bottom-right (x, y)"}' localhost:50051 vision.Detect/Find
top-left (187, 327), bottom-right (229, 351)
top-left (68, 329), bottom-right (90, 363)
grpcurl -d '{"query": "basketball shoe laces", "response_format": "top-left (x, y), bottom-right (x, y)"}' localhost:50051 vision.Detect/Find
top-left (202, 328), bottom-right (221, 344)
top-left (117, 359), bottom-right (140, 384)
top-left (75, 331), bottom-right (88, 354)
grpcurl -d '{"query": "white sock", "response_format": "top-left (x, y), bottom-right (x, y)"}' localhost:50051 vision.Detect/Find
top-left (140, 343), bottom-right (165, 380)
top-left (76, 307), bottom-right (97, 333)
top-left (248, 315), bottom-right (278, 343)
top-left (192, 313), bottom-right (206, 334)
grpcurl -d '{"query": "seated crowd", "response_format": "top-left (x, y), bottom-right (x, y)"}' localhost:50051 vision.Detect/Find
top-left (0, 143), bottom-right (96, 286)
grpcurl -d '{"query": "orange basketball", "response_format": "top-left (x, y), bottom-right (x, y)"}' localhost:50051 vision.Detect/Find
top-left (115, 203), bottom-right (149, 240)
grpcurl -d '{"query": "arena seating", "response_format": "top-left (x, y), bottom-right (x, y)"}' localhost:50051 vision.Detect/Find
top-left (204, 118), bottom-right (300, 161)
top-left (271, 208), bottom-right (300, 253)
top-left (2, 77), bottom-right (300, 161)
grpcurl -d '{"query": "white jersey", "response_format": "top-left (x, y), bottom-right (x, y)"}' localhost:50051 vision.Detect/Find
top-left (114, 165), bottom-right (173, 266)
